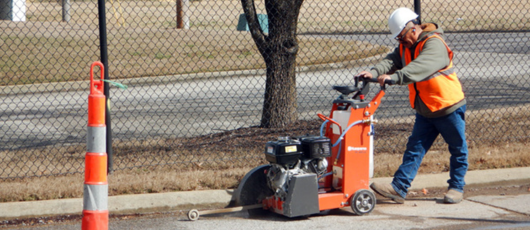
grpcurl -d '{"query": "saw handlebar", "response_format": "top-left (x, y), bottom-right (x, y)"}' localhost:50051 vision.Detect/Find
top-left (365, 77), bottom-right (396, 90)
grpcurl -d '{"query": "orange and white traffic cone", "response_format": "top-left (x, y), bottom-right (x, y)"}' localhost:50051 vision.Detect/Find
top-left (82, 61), bottom-right (108, 230)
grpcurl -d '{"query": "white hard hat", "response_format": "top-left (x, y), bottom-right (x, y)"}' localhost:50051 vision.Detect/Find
top-left (388, 7), bottom-right (418, 39)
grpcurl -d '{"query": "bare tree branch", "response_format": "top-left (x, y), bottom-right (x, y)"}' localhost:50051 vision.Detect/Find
top-left (241, 0), bottom-right (266, 52)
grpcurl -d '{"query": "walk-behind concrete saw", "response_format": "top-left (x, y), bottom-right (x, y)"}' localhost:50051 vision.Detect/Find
top-left (187, 78), bottom-right (393, 221)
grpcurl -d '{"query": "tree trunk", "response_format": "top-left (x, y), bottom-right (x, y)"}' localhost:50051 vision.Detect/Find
top-left (241, 0), bottom-right (303, 128)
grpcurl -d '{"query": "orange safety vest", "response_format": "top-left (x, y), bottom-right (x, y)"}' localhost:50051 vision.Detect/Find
top-left (400, 34), bottom-right (465, 112)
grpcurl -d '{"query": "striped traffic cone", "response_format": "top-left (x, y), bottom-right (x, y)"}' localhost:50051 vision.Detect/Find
top-left (82, 61), bottom-right (108, 230)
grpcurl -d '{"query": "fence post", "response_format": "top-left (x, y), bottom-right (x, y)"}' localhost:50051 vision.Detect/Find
top-left (82, 61), bottom-right (109, 230)
top-left (96, 0), bottom-right (113, 174)
top-left (176, 0), bottom-right (189, 29)
top-left (414, 0), bottom-right (421, 24)
top-left (62, 0), bottom-right (70, 22)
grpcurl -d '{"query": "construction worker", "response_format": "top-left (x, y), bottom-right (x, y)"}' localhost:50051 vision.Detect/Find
top-left (357, 7), bottom-right (468, 204)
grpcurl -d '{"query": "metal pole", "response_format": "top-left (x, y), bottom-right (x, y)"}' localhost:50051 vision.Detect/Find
top-left (176, 0), bottom-right (183, 28)
top-left (414, 0), bottom-right (421, 24)
top-left (62, 0), bottom-right (70, 22)
top-left (97, 0), bottom-right (113, 174)
top-left (176, 0), bottom-right (189, 29)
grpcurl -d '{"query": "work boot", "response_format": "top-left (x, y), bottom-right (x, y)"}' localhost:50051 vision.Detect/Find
top-left (444, 189), bottom-right (463, 204)
top-left (370, 182), bottom-right (404, 204)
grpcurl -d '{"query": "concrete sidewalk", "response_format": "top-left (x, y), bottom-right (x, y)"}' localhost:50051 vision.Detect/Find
top-left (1, 167), bottom-right (529, 220)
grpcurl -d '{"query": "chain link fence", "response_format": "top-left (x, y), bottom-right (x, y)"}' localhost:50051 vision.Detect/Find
top-left (1, 0), bottom-right (529, 179)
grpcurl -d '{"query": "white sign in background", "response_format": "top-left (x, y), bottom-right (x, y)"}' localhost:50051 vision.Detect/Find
top-left (13, 0), bottom-right (26, 21)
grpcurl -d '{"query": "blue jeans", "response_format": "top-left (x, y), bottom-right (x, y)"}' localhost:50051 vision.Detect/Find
top-left (391, 105), bottom-right (468, 198)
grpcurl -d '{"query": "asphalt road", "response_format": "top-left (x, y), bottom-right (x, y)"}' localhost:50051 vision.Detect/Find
top-left (0, 32), bottom-right (528, 150)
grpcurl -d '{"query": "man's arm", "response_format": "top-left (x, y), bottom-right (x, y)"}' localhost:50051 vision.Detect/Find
top-left (368, 47), bottom-right (402, 78)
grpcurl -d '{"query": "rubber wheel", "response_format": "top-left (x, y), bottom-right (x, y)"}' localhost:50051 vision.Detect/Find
top-left (187, 209), bottom-right (200, 221)
top-left (350, 189), bottom-right (376, 215)
top-left (235, 164), bottom-right (273, 216)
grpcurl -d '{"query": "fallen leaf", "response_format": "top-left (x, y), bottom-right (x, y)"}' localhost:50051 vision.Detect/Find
top-left (422, 188), bottom-right (428, 195)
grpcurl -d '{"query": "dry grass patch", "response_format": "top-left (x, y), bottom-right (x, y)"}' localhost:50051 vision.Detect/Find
top-left (0, 167), bottom-right (255, 202)
top-left (0, 175), bottom-right (84, 202)
top-left (108, 167), bottom-right (253, 194)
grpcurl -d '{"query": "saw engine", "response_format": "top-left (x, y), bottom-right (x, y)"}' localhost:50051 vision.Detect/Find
top-left (264, 136), bottom-right (331, 199)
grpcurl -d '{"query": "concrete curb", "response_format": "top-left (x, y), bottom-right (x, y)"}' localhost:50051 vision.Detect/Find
top-left (1, 167), bottom-right (529, 220)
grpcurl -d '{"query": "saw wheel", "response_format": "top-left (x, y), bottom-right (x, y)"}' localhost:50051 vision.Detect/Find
top-left (235, 164), bottom-right (273, 216)
top-left (350, 189), bottom-right (376, 215)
